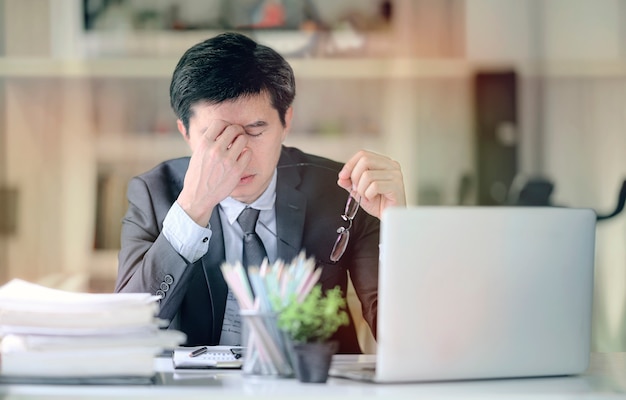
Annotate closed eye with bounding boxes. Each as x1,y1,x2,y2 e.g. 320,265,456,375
245,129,264,137
244,121,268,137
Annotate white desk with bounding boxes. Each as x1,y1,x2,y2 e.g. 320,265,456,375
1,352,626,399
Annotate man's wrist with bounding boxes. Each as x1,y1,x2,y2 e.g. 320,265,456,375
163,202,212,262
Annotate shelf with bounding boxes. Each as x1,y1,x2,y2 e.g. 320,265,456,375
0,58,178,78
290,58,472,79
96,134,190,163
4,57,626,79
82,30,223,59
94,133,382,166
81,29,396,59
0,57,473,79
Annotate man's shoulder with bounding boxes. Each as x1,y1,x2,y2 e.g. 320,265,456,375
131,157,189,199
127,157,189,206
279,146,343,171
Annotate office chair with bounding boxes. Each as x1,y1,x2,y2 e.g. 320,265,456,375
510,176,625,222
514,178,554,206
506,174,555,207
596,180,626,221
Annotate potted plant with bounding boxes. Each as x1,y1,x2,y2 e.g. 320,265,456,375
274,285,349,383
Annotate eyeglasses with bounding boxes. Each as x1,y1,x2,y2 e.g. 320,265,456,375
275,163,361,262
330,191,361,262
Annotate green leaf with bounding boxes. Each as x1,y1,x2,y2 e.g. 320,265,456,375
276,285,349,343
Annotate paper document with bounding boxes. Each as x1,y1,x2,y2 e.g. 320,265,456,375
0,279,160,332
0,279,186,380
173,346,244,369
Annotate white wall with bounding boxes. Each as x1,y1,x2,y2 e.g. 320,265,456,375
465,0,534,61
540,0,626,352
542,0,623,61
467,0,626,352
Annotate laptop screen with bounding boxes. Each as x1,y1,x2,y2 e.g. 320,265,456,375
375,206,596,382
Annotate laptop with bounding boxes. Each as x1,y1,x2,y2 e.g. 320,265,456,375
330,206,596,383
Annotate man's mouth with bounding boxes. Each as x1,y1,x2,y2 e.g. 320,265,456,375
239,174,254,184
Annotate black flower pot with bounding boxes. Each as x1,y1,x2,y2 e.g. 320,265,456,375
290,340,339,383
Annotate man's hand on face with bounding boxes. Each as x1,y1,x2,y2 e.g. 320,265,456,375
337,150,406,220
177,120,252,227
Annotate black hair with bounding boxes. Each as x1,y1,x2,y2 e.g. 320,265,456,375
170,32,296,133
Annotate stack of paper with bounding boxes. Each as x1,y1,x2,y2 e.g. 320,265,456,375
0,279,185,382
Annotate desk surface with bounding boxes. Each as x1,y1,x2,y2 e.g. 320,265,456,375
1,352,626,400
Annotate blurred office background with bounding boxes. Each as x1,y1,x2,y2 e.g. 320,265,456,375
0,0,625,353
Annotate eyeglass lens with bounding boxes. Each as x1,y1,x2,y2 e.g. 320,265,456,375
342,192,360,221
331,192,361,262
330,227,349,262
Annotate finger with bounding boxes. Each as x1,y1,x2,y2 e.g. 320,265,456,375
338,151,369,193
224,132,249,160
338,151,362,181
362,179,405,205
340,150,395,175
349,156,395,194
353,170,394,199
341,151,397,187
235,147,252,165
338,150,376,181
350,163,406,210
227,148,252,183
202,119,230,141
337,177,353,193
215,124,246,151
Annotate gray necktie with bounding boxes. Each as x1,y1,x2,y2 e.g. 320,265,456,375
237,208,267,269
221,207,267,346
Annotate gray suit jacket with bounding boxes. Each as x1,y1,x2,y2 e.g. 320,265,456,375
115,146,379,353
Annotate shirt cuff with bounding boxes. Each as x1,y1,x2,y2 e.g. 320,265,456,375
162,202,211,263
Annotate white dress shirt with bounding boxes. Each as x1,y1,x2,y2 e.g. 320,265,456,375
162,170,278,264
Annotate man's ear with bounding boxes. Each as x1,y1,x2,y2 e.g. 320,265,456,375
177,119,190,143
281,107,293,142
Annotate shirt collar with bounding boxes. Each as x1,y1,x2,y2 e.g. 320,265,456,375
220,170,277,225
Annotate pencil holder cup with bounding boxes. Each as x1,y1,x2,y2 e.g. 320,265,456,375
240,310,294,378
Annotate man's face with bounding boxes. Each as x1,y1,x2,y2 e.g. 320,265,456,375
182,92,292,204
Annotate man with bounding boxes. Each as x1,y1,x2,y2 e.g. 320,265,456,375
115,32,405,354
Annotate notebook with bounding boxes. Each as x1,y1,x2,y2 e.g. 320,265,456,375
172,346,243,369
330,206,596,383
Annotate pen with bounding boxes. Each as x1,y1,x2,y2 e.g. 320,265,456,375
189,346,208,358
230,347,244,359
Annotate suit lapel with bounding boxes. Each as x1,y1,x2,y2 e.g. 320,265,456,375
201,209,228,342
276,160,306,263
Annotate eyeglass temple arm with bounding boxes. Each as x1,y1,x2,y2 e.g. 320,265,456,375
257,220,300,252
